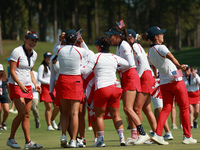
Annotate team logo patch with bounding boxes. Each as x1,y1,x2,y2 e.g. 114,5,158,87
157,27,161,30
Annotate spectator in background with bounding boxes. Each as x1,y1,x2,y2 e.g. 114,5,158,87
0,64,9,131
31,71,41,129
183,66,200,129
38,52,59,131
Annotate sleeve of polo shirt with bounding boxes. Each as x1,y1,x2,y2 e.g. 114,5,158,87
10,48,21,62
132,44,142,59
195,73,200,84
81,41,90,51
53,40,61,54
37,65,50,84
115,55,130,71
121,42,135,67
81,54,96,75
49,56,56,93
158,45,170,57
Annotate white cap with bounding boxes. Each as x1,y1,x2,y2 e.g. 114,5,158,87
0,64,4,71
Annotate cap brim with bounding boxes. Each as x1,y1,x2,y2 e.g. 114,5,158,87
94,41,98,44
159,29,166,34
104,31,114,36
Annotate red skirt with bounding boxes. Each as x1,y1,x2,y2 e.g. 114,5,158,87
9,83,33,99
40,84,54,102
56,74,84,100
140,70,156,94
121,68,141,93
188,91,200,104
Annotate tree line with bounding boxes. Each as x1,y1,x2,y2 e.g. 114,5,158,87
0,0,200,54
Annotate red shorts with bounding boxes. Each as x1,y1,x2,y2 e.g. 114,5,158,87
9,83,33,99
140,70,156,94
56,74,84,100
188,91,200,104
94,85,122,108
121,68,141,93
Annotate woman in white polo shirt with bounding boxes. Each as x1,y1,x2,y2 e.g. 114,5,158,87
53,29,90,148
183,66,200,129
146,26,197,145
38,52,59,131
81,36,129,147
7,31,42,149
105,26,150,145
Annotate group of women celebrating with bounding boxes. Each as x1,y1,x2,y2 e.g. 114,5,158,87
6,23,198,149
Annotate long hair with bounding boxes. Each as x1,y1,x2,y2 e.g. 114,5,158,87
41,60,49,73
99,37,111,52
112,26,132,47
0,70,7,81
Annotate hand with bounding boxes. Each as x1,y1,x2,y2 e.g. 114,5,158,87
180,64,187,71
78,36,83,43
49,93,55,100
19,84,29,93
59,32,66,41
35,83,41,93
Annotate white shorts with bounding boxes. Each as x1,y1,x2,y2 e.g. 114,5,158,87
151,96,163,109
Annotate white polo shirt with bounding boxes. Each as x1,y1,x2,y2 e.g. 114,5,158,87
9,45,37,86
38,64,51,85
133,43,151,77
49,55,60,93
148,44,182,85
81,52,129,90
183,73,200,92
116,40,136,72
53,44,90,75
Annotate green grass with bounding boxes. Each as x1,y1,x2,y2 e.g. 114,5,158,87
0,101,200,150
0,40,200,149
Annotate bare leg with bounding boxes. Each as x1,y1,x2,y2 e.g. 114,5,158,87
79,102,85,138
44,102,52,126
51,103,59,121
70,100,80,140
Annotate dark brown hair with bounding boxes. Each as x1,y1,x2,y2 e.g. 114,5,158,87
99,37,111,52
0,70,7,81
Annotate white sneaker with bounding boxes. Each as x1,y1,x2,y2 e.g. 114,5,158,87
182,135,197,144
126,137,137,145
51,120,58,130
88,126,93,130
163,131,174,140
60,134,68,148
24,141,43,150
9,109,14,113
172,124,178,129
7,138,21,149
134,134,150,145
152,133,169,145
69,139,78,148
47,125,54,131
77,137,84,147
93,137,105,147
120,137,126,146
